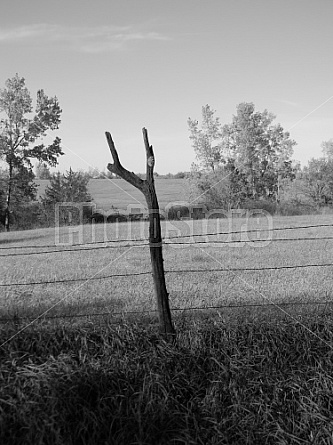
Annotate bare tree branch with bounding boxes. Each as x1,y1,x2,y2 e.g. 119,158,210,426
105,131,144,190
142,127,155,183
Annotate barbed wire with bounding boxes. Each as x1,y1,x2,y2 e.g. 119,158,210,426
167,222,333,239
1,261,333,288
166,235,333,246
1,234,333,257
166,263,333,273
1,222,332,251
0,300,332,323
0,271,152,287
0,241,150,257
0,235,147,250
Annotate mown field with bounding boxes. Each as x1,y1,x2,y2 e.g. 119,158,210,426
34,178,190,211
1,214,333,444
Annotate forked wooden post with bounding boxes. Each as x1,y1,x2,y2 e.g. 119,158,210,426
105,128,175,339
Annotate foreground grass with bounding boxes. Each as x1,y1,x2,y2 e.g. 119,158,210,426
1,314,333,444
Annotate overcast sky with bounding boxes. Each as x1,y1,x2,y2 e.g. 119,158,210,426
1,0,332,174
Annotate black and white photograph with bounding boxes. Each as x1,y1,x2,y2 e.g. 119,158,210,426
1,1,333,443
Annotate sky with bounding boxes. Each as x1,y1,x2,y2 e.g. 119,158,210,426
0,0,332,175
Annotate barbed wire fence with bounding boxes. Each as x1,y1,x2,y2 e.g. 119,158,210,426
1,222,333,324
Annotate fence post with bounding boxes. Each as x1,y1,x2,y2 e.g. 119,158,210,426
105,129,176,340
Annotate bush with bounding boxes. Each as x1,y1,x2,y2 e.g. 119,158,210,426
167,205,190,220
242,199,277,215
106,213,128,224
39,203,93,227
91,212,105,224
10,202,45,231
240,198,319,217
276,200,318,216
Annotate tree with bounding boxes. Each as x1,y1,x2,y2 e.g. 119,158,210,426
35,161,51,179
188,105,224,171
0,165,38,229
188,103,296,209
189,159,249,210
46,168,92,203
173,171,189,179
322,139,333,160
81,166,105,179
0,169,8,227
301,158,333,208
0,74,63,231
223,103,296,201
41,168,92,225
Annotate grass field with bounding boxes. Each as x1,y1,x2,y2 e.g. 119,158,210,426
34,178,190,211
0,213,333,321
1,214,333,444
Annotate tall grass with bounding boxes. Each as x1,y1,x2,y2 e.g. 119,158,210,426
1,314,333,444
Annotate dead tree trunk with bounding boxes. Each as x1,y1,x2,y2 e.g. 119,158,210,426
105,128,175,339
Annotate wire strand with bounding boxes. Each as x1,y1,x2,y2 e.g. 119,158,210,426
1,222,332,251
1,262,333,287
1,234,333,257
0,271,152,287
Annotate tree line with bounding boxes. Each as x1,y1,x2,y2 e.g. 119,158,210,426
1,74,333,231
34,165,190,181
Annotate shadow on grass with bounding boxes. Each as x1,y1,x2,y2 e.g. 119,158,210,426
0,233,51,245
0,294,126,324
0,316,333,444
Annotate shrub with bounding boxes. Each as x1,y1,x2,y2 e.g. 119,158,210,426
276,200,318,216
167,205,190,220
106,213,128,223
242,199,277,215
9,202,46,231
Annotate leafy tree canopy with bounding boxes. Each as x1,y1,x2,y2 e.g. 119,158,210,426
188,105,223,171
321,139,333,160
0,165,37,229
222,102,296,199
35,161,52,179
302,157,333,207
0,74,63,169
41,169,92,227
42,168,91,204
188,103,297,207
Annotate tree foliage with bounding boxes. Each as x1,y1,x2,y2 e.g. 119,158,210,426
222,103,296,200
188,105,223,171
43,168,91,203
188,102,297,208
0,74,63,230
0,166,38,229
41,169,92,226
190,161,248,210
35,161,51,179
321,139,333,160
301,158,333,207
